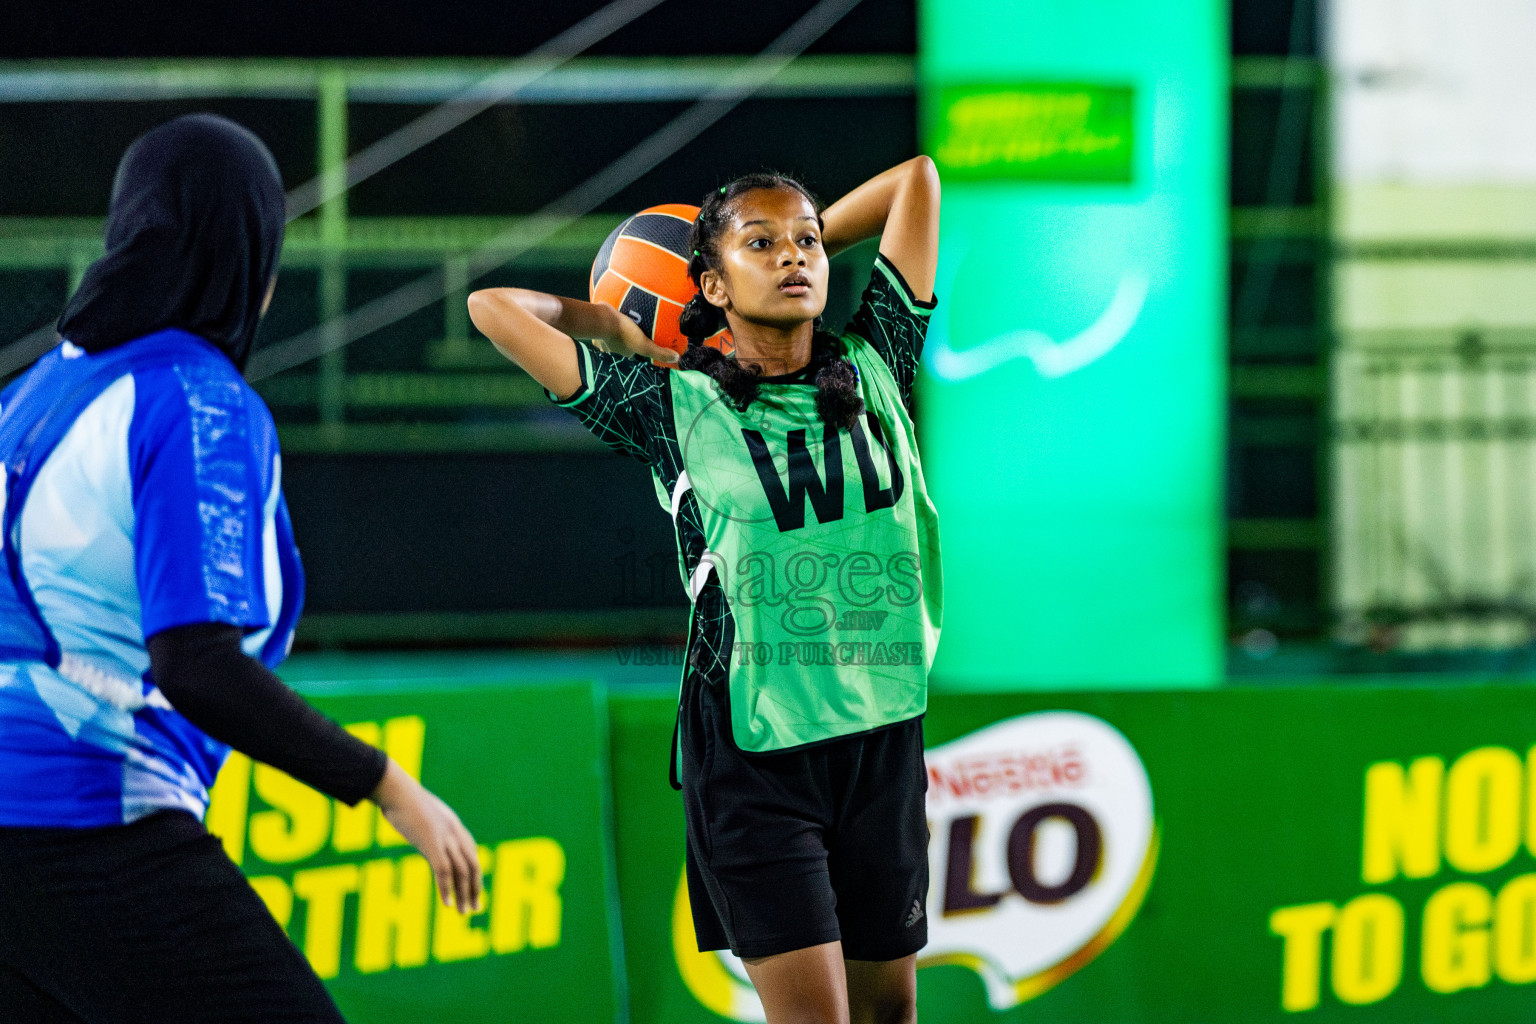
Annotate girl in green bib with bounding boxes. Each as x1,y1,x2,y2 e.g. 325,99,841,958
470,156,941,1024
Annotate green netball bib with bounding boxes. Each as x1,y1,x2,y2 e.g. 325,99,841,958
552,255,943,752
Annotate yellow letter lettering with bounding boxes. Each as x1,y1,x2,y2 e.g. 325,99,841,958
205,751,252,866
332,721,381,853
1445,747,1522,874
355,855,434,973
249,765,331,865
491,837,566,953
433,846,494,963
291,864,360,980
1269,902,1336,1012
1330,893,1403,1005
1422,881,1493,993
1361,757,1443,883
1526,745,1536,860
1495,873,1536,984
376,716,426,848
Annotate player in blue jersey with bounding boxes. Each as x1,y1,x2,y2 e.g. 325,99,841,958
0,115,482,1023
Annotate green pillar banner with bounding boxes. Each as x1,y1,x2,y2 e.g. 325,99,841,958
917,0,1227,686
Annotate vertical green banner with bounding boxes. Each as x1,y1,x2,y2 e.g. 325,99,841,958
206,681,624,1024
918,0,1227,686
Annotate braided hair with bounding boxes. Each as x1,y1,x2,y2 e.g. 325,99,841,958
677,173,865,431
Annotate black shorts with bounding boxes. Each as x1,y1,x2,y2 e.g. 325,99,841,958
679,671,930,961
0,809,344,1024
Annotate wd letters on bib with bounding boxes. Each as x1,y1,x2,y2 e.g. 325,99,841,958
664,310,941,750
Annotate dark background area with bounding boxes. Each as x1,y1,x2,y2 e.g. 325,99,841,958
286,453,683,613
0,0,1329,653
0,0,1308,59
0,0,914,58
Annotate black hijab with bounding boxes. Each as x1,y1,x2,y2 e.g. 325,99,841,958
56,114,285,370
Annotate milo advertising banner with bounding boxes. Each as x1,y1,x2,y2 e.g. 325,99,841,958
612,686,1536,1023
205,681,624,1024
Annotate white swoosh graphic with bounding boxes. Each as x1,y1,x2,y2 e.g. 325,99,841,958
927,273,1150,381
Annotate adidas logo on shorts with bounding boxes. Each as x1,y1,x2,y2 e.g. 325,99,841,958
904,899,925,928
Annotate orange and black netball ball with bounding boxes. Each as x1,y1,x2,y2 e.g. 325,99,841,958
589,203,732,359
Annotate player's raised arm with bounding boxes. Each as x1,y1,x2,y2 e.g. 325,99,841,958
819,155,941,301
467,286,677,398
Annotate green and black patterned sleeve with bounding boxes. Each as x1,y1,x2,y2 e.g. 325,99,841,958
547,341,669,462
844,253,938,410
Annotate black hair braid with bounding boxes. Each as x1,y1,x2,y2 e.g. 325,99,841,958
679,291,761,411
678,172,864,430
811,330,865,431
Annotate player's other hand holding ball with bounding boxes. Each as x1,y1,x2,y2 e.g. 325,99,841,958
593,302,681,363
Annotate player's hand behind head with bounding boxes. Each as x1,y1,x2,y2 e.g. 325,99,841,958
370,759,483,913
605,309,679,364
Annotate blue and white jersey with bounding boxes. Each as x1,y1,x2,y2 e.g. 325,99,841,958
0,329,303,827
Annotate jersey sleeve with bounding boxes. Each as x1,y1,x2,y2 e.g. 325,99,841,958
547,340,669,462
129,362,279,640
844,254,939,408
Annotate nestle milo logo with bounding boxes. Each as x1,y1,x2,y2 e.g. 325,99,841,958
673,711,1157,1018
922,711,1158,1008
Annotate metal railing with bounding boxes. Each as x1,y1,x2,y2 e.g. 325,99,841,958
1333,342,1536,650
0,52,1340,645
0,54,913,453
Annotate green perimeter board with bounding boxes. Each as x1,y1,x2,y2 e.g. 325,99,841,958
611,686,1536,1024
206,681,625,1024
609,692,702,1024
